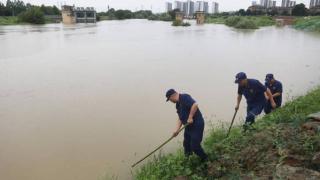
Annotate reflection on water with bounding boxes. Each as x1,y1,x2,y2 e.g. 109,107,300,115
0,20,320,180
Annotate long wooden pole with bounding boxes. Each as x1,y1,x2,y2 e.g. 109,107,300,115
131,124,188,168
226,110,238,137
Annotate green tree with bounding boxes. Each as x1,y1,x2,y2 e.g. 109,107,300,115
5,0,26,16
0,2,6,16
18,7,45,24
292,3,308,16
114,10,132,19
168,9,180,20
238,9,246,16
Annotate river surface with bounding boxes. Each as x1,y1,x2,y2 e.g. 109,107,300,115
0,19,320,180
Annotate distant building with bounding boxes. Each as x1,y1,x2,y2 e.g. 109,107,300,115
289,1,296,7
195,1,209,13
61,5,96,24
212,2,219,14
260,0,276,8
309,0,320,14
310,0,320,7
282,0,296,7
180,1,195,17
174,1,184,11
252,1,257,6
272,1,277,7
186,0,195,17
204,1,209,13
165,2,173,12
310,0,315,8
248,5,267,13
183,2,188,14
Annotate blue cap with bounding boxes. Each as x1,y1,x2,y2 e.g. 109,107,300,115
235,72,247,83
166,89,176,102
265,74,274,81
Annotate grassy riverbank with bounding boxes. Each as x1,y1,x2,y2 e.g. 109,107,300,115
0,16,19,25
135,87,320,179
293,16,320,32
0,16,59,25
206,16,275,29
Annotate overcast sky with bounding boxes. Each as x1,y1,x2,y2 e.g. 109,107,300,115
0,0,311,12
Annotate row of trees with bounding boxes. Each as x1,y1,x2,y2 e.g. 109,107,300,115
97,8,178,21
0,0,60,16
234,3,318,17
0,0,60,24
98,9,153,20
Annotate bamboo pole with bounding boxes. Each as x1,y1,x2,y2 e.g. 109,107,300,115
131,124,188,168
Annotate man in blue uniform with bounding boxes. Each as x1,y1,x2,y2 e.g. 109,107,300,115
264,74,283,114
234,72,276,128
166,89,208,161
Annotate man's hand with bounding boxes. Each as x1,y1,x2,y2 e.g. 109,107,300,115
172,131,179,137
187,118,194,124
271,101,277,109
235,104,239,111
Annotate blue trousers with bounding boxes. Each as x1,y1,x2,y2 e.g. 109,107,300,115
246,103,265,124
264,100,281,114
183,121,207,161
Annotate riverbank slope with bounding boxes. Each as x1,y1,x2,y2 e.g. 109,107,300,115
293,16,320,32
135,87,320,179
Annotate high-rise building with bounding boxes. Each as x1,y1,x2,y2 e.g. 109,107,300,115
186,0,195,17
195,1,203,11
282,0,289,7
272,1,277,7
212,2,219,14
182,2,188,14
174,1,184,11
310,0,315,8
204,1,209,13
165,2,173,12
289,1,296,7
252,1,257,6
281,0,295,7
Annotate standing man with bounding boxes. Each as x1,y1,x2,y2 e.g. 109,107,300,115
166,89,208,162
234,72,276,129
264,74,283,114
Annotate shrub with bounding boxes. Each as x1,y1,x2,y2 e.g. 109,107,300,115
18,7,45,24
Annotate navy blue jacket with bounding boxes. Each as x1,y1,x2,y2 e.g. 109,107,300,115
176,94,204,125
238,79,267,105
265,80,283,106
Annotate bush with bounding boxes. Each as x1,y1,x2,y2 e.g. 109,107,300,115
159,13,172,21
293,16,320,32
234,18,258,29
225,16,241,26
225,16,258,29
18,7,45,24
172,19,182,26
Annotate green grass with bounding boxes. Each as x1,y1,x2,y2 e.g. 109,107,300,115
1,16,59,25
0,16,19,25
293,16,320,32
206,16,275,29
134,87,320,179
172,20,191,27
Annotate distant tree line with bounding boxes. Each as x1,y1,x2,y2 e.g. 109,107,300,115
0,0,60,24
97,8,176,21
235,3,317,17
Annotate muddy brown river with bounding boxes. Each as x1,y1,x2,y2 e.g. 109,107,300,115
0,20,320,180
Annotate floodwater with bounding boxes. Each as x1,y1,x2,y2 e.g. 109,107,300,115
0,20,320,180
